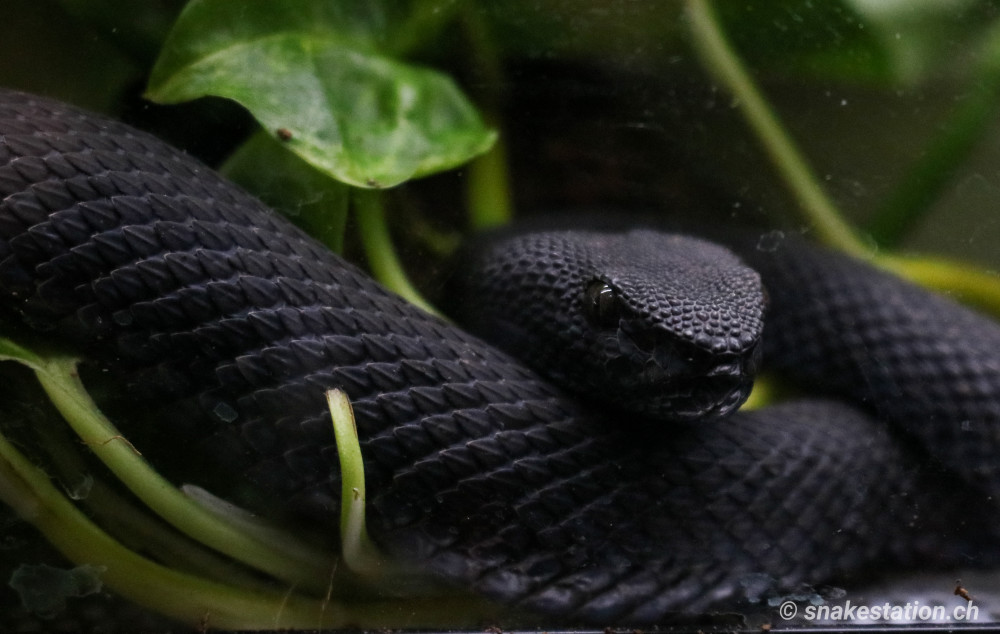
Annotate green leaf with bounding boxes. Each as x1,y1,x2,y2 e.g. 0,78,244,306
221,131,350,254
147,0,495,188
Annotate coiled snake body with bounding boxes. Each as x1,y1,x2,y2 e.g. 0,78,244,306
0,89,998,623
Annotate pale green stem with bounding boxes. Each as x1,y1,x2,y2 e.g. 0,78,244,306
27,353,335,593
685,0,1000,334
354,189,442,316
878,253,1000,319
328,389,389,576
686,0,870,259
0,427,498,629
327,389,451,598
31,417,267,589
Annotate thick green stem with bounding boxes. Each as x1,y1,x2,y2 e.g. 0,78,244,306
686,0,870,259
354,189,442,316
0,430,301,629
0,341,501,627
466,136,513,229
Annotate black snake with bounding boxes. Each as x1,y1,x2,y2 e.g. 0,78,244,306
0,88,998,625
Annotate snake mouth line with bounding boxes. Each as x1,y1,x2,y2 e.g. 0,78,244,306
661,375,754,422
610,327,760,422
611,367,754,423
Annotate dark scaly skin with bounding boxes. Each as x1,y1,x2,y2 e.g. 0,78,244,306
735,236,1000,504
0,88,992,625
445,228,764,421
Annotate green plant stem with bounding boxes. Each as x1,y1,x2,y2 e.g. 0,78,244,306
684,1,1000,327
0,425,497,629
326,389,435,594
461,5,513,229
878,253,1000,318
328,389,387,576
21,352,335,593
0,429,288,629
466,136,513,229
685,0,870,259
866,26,1000,247
30,414,267,590
354,189,442,316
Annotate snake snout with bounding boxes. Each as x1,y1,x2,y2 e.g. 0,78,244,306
611,325,759,421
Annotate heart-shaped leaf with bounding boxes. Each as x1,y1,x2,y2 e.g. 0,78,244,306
147,0,495,188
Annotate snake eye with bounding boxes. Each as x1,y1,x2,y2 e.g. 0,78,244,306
584,280,621,329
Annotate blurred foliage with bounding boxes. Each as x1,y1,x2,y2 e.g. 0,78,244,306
2,0,1000,256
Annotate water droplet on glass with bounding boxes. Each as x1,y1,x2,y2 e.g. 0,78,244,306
756,230,785,252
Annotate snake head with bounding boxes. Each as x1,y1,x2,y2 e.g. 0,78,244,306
578,253,763,422
445,227,766,424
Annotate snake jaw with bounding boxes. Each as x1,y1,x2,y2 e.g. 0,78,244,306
606,324,760,421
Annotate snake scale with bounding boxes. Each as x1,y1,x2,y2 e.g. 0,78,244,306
0,88,998,624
